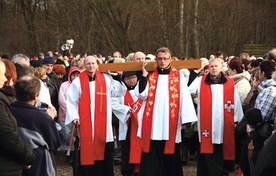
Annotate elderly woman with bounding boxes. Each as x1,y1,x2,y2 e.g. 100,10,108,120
0,60,36,176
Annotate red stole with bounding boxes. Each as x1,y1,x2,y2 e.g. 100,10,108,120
79,71,107,165
141,67,180,154
124,91,143,164
199,75,235,160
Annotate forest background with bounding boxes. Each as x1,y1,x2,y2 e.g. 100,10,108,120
0,0,275,59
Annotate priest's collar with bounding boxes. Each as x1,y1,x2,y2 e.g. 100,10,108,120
205,72,227,84
157,64,171,74
89,75,95,81
126,85,136,90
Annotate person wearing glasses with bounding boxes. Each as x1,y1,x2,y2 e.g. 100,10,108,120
112,71,144,176
134,47,197,176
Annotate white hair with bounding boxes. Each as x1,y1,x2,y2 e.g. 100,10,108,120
11,54,30,65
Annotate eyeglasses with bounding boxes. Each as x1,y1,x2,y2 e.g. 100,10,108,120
124,75,137,81
156,57,171,61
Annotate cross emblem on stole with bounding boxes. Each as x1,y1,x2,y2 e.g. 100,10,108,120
202,130,209,137
224,100,234,112
96,86,107,112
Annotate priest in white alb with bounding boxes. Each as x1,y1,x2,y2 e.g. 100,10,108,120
189,58,243,176
111,71,146,176
65,56,126,176
134,47,197,176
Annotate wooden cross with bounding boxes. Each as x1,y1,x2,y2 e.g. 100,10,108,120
96,86,106,112
98,60,202,72
224,100,234,112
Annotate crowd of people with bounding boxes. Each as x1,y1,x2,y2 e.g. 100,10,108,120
0,47,275,176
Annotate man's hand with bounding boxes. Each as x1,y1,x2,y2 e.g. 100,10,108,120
73,119,80,125
107,70,123,76
142,62,148,77
46,106,57,120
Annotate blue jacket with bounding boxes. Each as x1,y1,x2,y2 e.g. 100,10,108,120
11,101,62,176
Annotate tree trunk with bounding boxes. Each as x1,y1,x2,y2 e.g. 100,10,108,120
158,0,169,46
189,0,200,58
179,0,184,57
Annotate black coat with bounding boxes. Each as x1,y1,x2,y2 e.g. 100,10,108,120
254,132,276,176
238,121,273,176
0,92,36,175
46,72,60,113
10,101,63,176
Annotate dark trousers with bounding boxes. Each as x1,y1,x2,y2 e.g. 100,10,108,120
76,142,114,176
138,140,183,176
197,144,232,176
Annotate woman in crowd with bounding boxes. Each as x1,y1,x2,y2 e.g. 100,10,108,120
0,60,37,175
1,59,17,103
228,58,251,104
58,66,80,151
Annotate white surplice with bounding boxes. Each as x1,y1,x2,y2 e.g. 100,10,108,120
111,90,146,141
134,72,197,143
65,73,126,142
189,76,243,143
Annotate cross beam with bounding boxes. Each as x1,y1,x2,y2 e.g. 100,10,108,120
98,60,202,72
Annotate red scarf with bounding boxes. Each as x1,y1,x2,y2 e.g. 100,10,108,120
141,67,180,154
200,75,235,160
79,71,107,165
124,91,143,164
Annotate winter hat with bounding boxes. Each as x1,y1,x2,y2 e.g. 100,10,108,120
68,66,80,82
245,108,263,126
41,56,55,65
122,71,137,80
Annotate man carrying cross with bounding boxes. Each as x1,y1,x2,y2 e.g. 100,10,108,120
189,58,244,176
111,71,145,176
65,56,126,176
134,47,197,176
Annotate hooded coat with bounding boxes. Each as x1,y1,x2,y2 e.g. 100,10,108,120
58,66,80,122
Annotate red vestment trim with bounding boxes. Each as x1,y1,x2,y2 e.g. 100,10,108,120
199,75,235,160
124,91,143,164
79,71,107,165
141,67,180,154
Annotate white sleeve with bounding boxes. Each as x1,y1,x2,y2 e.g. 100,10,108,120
234,86,244,122
65,78,81,125
134,80,149,100
111,97,131,124
188,76,201,94
180,73,198,124
104,74,127,97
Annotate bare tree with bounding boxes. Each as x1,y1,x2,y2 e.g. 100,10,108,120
157,0,169,47
86,0,136,55
193,0,199,58
179,0,184,57
20,0,40,55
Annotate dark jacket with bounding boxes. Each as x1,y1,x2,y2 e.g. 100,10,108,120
0,92,36,175
46,72,60,114
254,132,276,176
10,101,62,176
238,120,273,176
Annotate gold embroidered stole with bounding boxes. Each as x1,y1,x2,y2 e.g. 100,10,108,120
141,67,180,154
